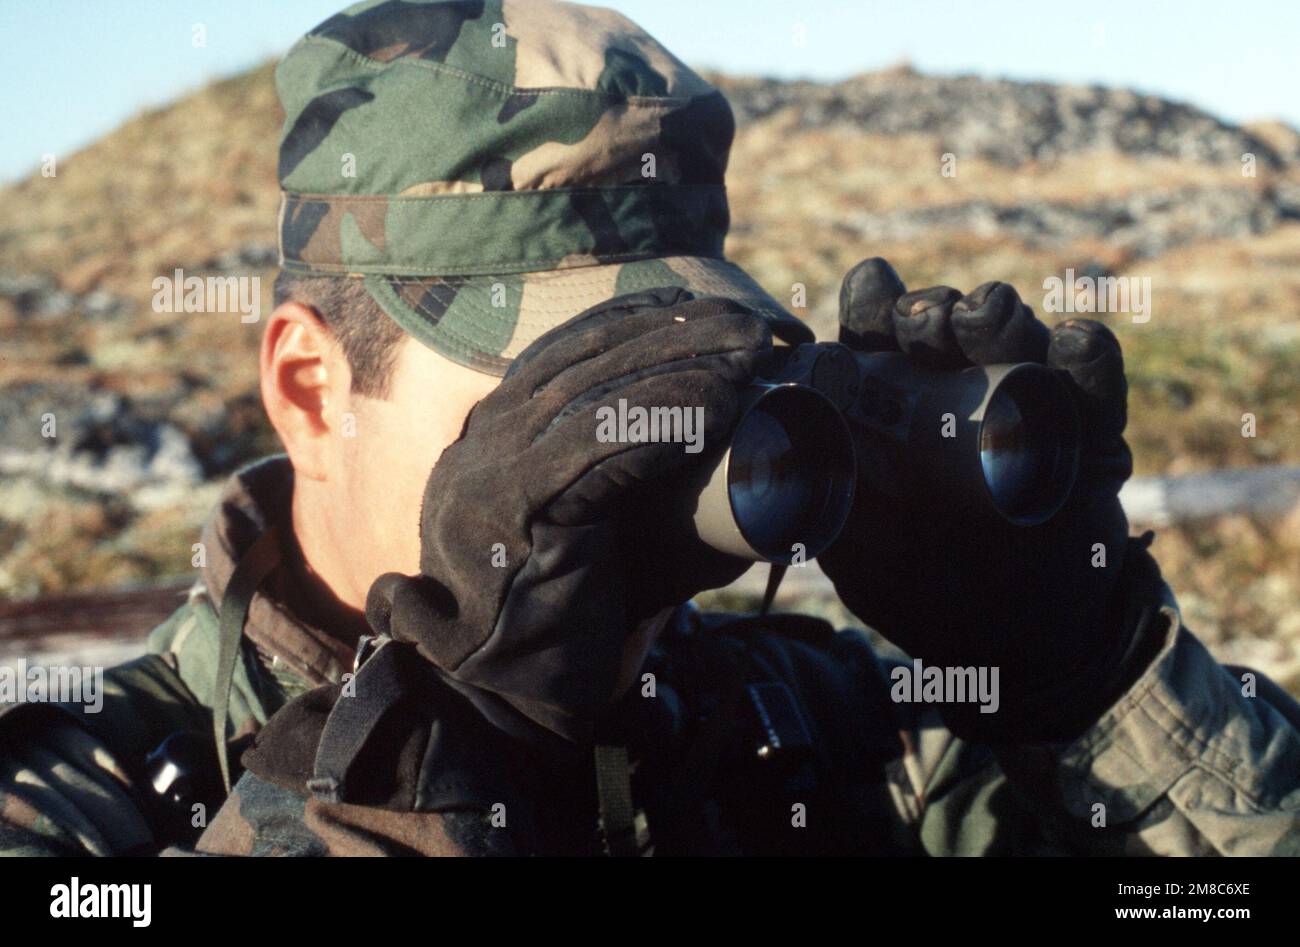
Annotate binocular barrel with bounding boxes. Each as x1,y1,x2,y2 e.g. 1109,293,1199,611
692,382,856,564
692,344,1082,563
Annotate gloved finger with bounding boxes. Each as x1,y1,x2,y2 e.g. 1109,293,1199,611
542,313,767,436
498,288,710,398
366,571,455,639
525,368,743,523
465,296,762,446
838,257,906,352
1046,319,1128,442
382,575,465,665
513,306,769,445
891,286,967,369
365,571,404,635
538,298,766,401
1047,319,1133,495
423,303,768,531
951,281,1050,366
474,302,702,430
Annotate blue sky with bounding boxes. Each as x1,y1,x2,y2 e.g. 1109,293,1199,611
2,0,1298,183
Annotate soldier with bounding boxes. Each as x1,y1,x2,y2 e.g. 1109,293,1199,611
3,0,1299,857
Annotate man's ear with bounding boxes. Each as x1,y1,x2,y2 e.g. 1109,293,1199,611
260,300,353,482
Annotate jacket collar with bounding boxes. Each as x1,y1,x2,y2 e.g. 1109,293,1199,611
198,455,354,688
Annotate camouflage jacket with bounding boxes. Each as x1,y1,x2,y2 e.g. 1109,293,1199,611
3,456,1299,855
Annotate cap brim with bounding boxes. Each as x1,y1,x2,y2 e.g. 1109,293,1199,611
363,256,815,376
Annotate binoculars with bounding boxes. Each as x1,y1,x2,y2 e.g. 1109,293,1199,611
692,343,1082,563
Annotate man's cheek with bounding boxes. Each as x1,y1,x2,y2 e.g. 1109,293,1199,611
340,418,421,576
365,453,430,576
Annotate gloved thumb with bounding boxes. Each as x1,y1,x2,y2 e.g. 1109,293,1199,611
366,572,462,664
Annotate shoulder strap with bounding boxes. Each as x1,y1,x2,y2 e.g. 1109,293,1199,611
593,744,638,857
307,638,407,804
213,525,282,794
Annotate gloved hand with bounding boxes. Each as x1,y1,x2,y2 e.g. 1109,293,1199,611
819,258,1166,744
365,287,767,746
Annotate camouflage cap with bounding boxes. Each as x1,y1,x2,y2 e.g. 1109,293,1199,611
275,0,813,375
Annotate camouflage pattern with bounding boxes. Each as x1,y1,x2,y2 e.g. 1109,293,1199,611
3,455,1299,855
197,772,510,856
0,457,325,856
904,600,1300,856
366,255,814,374
275,0,812,374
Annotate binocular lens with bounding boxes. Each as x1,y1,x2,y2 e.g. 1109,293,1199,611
726,386,855,563
978,369,1080,525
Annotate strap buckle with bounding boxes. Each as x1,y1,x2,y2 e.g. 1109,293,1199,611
353,633,389,673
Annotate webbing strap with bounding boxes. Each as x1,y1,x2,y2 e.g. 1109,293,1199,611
213,526,282,794
307,639,405,804
594,744,638,858
760,564,788,616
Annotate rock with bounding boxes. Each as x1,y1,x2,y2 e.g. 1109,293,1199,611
0,272,56,300
208,242,278,271
1243,120,1300,166
61,254,114,295
0,270,131,322
0,383,204,502
81,289,128,320
716,70,1294,170
1275,183,1300,218
838,185,1285,258
0,273,59,320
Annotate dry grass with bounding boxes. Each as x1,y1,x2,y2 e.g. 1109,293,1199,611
729,112,1289,213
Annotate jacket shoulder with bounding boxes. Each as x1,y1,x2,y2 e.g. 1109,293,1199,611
146,586,302,737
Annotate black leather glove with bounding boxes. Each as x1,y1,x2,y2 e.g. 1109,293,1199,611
819,258,1166,744
364,288,767,746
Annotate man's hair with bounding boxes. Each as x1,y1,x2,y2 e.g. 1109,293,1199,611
273,271,406,399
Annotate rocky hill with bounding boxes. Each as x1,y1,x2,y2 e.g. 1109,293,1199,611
716,66,1300,166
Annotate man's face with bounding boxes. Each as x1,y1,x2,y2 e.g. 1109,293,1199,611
274,318,672,694
326,336,499,606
